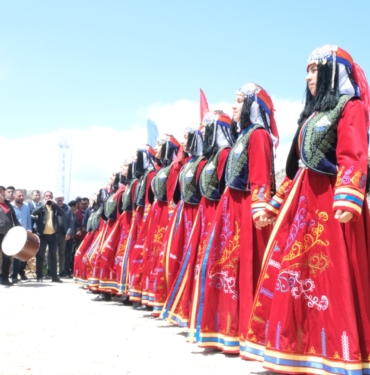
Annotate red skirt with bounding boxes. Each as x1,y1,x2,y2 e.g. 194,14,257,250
73,230,99,285
142,200,169,306
190,187,271,353
241,169,370,375
149,201,199,316
112,211,133,295
127,204,153,301
98,211,133,293
161,197,218,327
87,222,111,290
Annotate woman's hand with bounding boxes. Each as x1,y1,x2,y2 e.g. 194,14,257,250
255,213,275,230
334,209,353,223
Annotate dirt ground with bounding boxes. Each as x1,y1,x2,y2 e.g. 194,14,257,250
0,279,271,375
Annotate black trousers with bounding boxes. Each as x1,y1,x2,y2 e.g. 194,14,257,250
11,259,27,279
64,238,74,276
36,234,58,279
0,233,12,279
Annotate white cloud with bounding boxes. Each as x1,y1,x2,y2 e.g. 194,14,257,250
1,97,302,201
0,126,146,201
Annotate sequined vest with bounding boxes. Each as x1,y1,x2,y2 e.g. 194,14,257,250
179,156,205,205
135,170,151,207
121,179,138,212
226,124,264,191
286,95,353,179
152,164,172,202
87,207,103,232
199,146,229,201
104,193,118,220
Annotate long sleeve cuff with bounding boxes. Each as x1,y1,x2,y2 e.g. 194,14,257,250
333,186,365,221
265,195,284,217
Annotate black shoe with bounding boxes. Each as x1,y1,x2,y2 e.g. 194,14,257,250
59,272,67,278
92,293,112,302
12,278,19,284
52,278,63,283
20,275,28,281
2,279,13,286
37,278,43,282
136,304,153,311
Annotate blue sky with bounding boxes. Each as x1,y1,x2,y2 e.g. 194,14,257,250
0,1,369,197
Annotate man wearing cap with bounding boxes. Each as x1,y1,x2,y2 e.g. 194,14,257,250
0,186,21,286
54,192,75,277
32,191,64,282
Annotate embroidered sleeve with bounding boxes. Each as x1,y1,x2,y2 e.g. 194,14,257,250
248,130,273,222
265,176,293,217
333,100,368,221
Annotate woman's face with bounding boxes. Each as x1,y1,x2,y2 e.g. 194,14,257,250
180,131,188,152
122,162,129,177
200,125,206,140
306,63,318,96
232,94,244,122
154,141,162,158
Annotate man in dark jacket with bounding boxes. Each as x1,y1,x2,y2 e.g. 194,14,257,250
32,191,64,283
0,185,21,286
53,192,75,277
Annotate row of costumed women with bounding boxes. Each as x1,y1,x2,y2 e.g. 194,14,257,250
74,44,370,375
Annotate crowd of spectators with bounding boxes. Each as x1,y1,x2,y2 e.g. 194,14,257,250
0,185,91,286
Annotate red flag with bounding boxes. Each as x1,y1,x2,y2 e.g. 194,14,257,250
200,88,209,124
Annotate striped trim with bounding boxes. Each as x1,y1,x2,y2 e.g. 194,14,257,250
333,200,362,215
240,341,369,375
253,209,265,221
335,187,364,201
265,204,279,216
334,194,363,206
199,333,240,353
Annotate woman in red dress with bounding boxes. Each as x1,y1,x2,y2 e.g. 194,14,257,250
242,45,370,375
149,124,205,317
140,134,184,310
115,145,156,297
161,112,234,327
73,188,107,286
191,84,279,353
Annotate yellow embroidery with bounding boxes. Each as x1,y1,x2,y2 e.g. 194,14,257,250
252,315,265,324
282,211,329,264
256,301,262,307
309,346,316,354
264,273,269,279
334,351,341,359
209,222,240,277
336,166,344,187
351,169,363,187
267,341,271,348
280,252,330,277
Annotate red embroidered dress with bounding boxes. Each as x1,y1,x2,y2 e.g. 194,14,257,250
161,147,230,327
241,98,370,374
191,127,273,353
149,155,207,317
143,158,183,307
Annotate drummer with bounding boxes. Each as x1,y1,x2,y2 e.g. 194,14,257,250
0,185,21,287
11,189,32,283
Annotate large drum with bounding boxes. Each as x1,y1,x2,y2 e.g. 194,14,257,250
2,226,40,261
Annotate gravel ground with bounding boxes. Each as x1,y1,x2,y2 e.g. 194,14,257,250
0,279,271,375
